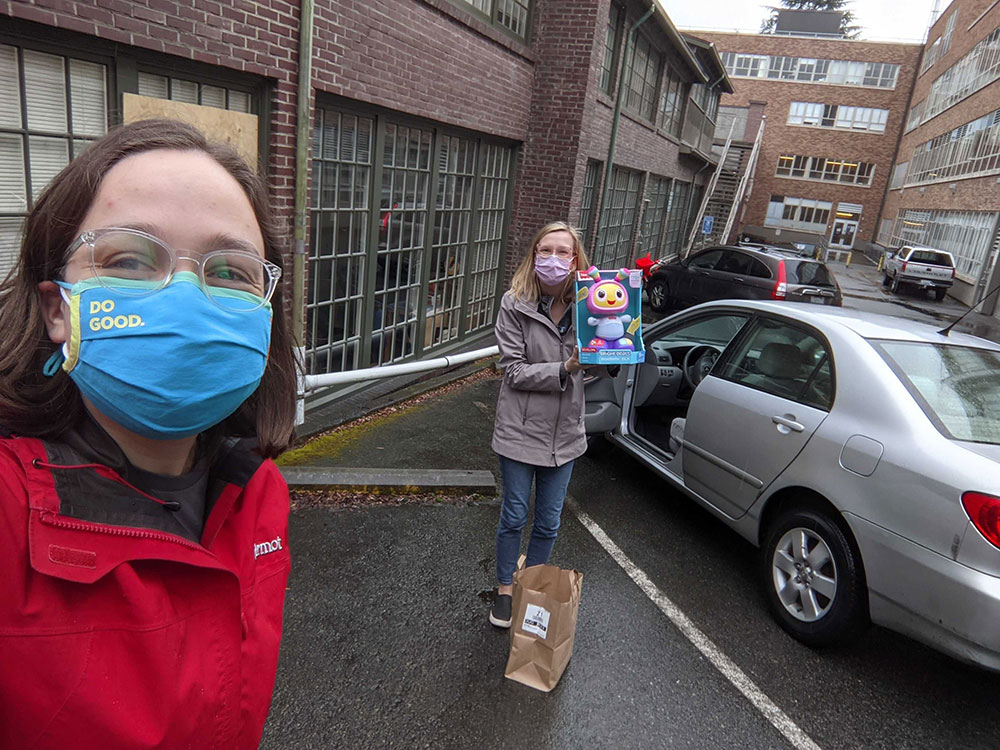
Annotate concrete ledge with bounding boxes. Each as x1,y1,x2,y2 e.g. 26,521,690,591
279,467,497,496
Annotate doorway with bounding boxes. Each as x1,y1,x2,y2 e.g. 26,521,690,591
829,219,858,250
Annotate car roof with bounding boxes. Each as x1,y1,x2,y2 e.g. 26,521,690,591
900,245,956,257
687,299,1000,350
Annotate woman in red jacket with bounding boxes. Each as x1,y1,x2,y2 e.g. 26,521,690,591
0,119,297,749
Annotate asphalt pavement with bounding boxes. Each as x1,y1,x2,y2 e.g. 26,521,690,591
262,262,1000,749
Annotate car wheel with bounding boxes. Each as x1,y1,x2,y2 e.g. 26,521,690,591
890,276,901,294
933,288,947,301
761,507,868,647
647,277,670,312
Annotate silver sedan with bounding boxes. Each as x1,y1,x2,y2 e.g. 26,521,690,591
585,300,1000,670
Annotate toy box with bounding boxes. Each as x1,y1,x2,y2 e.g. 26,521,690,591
574,266,645,365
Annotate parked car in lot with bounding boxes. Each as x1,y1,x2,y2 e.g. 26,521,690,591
585,299,1000,670
882,245,956,300
646,245,842,313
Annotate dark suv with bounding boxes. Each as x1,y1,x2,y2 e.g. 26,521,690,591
646,244,843,312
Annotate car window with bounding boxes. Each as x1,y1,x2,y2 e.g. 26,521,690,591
718,319,834,409
746,257,771,278
792,261,833,286
908,250,954,266
656,313,750,348
873,341,1000,444
716,251,751,275
688,249,724,270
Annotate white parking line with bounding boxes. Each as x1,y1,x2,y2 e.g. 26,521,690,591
571,502,823,750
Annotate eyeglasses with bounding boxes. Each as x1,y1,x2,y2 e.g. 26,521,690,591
63,227,282,312
536,247,575,260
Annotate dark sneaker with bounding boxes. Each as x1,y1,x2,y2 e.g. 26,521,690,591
489,593,512,628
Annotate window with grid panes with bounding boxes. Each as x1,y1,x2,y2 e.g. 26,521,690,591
662,180,690,257
373,123,432,365
659,66,686,137
0,43,107,277
624,33,660,122
906,108,1000,186
466,142,511,334
578,160,601,248
308,105,515,374
639,175,670,254
923,26,1000,124
594,166,641,267
136,71,252,111
600,3,623,94
454,0,530,39
306,109,373,375
885,208,997,280
426,134,476,349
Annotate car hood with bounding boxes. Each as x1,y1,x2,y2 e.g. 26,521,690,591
955,440,1000,464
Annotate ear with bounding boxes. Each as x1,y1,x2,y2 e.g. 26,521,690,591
38,281,69,344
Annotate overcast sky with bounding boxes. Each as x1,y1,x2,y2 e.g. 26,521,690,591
660,0,944,43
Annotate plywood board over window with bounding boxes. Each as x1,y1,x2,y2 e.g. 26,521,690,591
122,93,258,170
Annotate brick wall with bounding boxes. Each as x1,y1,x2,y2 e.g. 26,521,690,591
310,0,535,141
695,31,922,245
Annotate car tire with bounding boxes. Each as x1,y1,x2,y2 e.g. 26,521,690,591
647,277,670,312
761,507,868,648
933,288,947,301
890,276,901,294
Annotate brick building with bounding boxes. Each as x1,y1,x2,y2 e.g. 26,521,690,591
693,28,922,259
0,0,732,412
878,0,1000,315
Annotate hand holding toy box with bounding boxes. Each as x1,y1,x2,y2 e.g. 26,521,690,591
574,266,645,365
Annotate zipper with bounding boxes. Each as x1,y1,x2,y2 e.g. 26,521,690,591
39,511,205,551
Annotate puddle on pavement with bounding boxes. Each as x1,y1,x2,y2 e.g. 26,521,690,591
478,589,497,604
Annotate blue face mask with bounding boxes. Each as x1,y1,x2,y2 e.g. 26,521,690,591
46,272,272,440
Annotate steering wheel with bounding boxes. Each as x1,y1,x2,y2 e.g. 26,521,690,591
682,345,723,390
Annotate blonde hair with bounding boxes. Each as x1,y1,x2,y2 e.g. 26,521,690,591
508,221,590,304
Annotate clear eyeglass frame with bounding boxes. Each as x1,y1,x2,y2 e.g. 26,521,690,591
536,248,575,260
62,227,282,312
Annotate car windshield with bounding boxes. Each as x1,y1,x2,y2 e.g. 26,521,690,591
874,341,1000,444
658,314,749,347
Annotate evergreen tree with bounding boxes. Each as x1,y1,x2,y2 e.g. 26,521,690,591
760,0,862,39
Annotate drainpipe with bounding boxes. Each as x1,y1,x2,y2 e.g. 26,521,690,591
292,0,315,424
592,4,656,258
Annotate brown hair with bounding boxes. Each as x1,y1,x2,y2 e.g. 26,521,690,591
508,221,590,304
0,119,297,458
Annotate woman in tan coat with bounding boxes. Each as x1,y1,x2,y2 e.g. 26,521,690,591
489,221,595,628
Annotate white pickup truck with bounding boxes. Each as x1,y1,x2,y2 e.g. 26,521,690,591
882,245,957,301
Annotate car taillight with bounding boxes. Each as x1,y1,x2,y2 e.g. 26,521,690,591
902,261,908,272
962,491,1000,550
771,259,787,300
951,267,956,279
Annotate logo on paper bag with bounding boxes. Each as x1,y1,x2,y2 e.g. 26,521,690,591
521,604,550,639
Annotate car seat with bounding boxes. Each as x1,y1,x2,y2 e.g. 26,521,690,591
742,342,808,398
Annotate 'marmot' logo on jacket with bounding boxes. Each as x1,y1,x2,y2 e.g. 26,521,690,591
254,536,283,559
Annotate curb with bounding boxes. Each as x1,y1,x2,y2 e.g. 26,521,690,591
280,467,497,496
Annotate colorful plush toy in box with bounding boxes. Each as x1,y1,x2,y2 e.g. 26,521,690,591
574,266,645,365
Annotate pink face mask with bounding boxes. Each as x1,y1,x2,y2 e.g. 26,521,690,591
535,255,572,286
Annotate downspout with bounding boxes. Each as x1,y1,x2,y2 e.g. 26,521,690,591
292,0,315,425
592,4,656,257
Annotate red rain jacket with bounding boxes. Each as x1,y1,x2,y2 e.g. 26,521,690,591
0,434,291,749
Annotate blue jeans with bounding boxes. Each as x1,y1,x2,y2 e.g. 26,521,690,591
495,455,575,585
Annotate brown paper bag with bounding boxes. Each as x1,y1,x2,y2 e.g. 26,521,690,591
503,561,583,692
